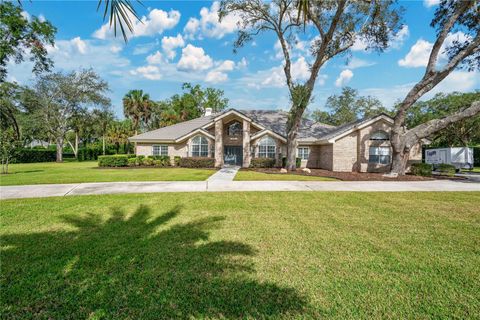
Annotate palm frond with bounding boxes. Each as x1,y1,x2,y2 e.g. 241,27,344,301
97,0,142,42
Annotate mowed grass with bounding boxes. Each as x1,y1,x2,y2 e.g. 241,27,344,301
1,192,479,319
235,170,337,181
0,161,215,186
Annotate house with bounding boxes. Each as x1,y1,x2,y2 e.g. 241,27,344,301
129,108,422,172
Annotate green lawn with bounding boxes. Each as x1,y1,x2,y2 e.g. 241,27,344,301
235,170,337,181
463,166,480,173
2,192,479,319
0,161,215,186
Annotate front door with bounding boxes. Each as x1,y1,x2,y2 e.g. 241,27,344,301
224,146,243,166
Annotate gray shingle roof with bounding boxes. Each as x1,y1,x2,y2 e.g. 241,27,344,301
129,109,392,143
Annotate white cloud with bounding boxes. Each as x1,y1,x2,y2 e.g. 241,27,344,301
427,71,479,96
398,32,469,68
398,39,433,67
130,65,162,80
344,57,375,69
390,25,410,49
335,69,353,87
38,14,46,22
237,57,248,69
20,11,31,22
424,0,440,7
183,1,240,39
161,34,185,60
110,45,122,53
146,51,164,65
70,37,87,54
177,44,213,72
205,60,235,83
351,37,368,52
93,9,180,39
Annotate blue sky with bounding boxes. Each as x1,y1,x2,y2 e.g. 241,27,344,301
8,0,479,117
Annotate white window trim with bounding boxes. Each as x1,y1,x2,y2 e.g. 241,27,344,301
153,145,168,156
257,136,276,159
297,147,310,160
369,146,391,165
190,135,209,157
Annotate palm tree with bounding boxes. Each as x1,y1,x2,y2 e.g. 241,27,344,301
123,90,153,137
107,120,132,154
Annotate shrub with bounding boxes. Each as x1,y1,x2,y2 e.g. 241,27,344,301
437,163,456,177
151,155,171,167
474,147,480,167
179,157,214,168
143,157,154,166
410,163,432,177
174,156,181,167
77,147,103,161
250,158,276,168
136,155,145,165
128,157,137,167
98,155,129,167
281,157,302,168
14,149,56,163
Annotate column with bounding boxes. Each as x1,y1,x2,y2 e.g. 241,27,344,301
215,120,223,167
242,120,251,167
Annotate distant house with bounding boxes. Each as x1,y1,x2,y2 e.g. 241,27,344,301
129,108,422,172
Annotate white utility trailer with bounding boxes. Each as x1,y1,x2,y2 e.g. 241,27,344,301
425,147,474,170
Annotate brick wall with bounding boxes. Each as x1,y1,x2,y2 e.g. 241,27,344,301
332,132,358,172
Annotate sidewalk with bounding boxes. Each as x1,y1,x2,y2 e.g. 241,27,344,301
1,179,479,200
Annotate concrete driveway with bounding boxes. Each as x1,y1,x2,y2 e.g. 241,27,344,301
1,179,479,200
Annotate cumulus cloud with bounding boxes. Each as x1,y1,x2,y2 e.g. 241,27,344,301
130,65,162,80
161,34,185,60
205,60,235,83
424,0,440,7
146,51,164,65
398,39,433,67
398,32,469,68
70,37,87,54
110,45,122,53
352,25,409,52
335,69,353,87
183,1,240,39
177,44,213,71
344,57,375,69
93,9,180,39
237,57,248,69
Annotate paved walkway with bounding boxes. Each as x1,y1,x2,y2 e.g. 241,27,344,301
207,166,240,182
1,179,479,200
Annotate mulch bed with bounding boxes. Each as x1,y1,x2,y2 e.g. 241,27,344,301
243,168,466,181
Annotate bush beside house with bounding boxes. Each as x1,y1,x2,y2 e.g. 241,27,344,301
436,163,456,176
250,158,276,168
411,163,433,177
178,157,215,168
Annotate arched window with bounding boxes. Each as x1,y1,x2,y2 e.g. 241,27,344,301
228,121,242,136
370,131,389,141
191,135,208,157
258,136,276,158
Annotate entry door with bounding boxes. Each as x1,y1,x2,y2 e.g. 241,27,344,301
224,146,243,166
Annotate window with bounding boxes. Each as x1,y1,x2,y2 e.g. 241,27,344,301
228,121,242,136
370,131,389,141
369,147,391,165
297,147,310,160
153,145,168,156
191,135,209,157
258,136,276,158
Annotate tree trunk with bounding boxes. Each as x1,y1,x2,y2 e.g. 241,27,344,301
56,137,63,162
286,128,298,171
102,135,106,155
75,132,79,158
390,147,409,176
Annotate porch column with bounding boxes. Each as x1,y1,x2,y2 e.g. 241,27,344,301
214,120,223,167
242,120,251,167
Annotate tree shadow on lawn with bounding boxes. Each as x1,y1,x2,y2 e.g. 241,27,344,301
1,205,308,319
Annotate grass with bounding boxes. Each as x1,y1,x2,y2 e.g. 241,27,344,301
463,166,480,173
0,161,215,186
234,170,337,181
1,192,479,319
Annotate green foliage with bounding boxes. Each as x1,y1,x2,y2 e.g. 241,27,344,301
404,91,480,147
143,157,154,166
151,155,171,167
107,120,134,154
77,146,104,161
437,163,456,177
179,157,215,168
0,2,57,81
474,147,480,167
410,163,433,177
250,158,276,168
14,149,56,163
128,157,137,167
148,83,229,130
313,87,393,125
98,155,129,167
174,156,181,167
123,89,154,134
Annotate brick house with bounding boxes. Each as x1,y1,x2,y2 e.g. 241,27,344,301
129,108,422,172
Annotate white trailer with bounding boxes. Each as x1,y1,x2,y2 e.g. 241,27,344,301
425,147,474,170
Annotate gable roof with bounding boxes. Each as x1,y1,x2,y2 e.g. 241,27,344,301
129,109,394,143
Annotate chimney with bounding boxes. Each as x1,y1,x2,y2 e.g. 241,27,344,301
204,107,213,117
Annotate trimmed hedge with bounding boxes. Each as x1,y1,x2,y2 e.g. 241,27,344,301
174,156,181,167
150,155,171,167
15,149,56,163
179,157,214,168
411,163,432,177
437,163,456,176
98,155,129,167
250,158,276,168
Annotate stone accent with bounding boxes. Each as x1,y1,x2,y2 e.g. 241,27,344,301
242,120,251,167
214,120,223,167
